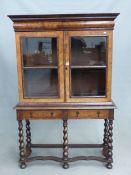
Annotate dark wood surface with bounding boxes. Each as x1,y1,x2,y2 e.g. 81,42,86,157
15,101,116,109
23,119,113,169
18,120,26,169
18,119,113,168
8,13,119,22
8,13,119,32
106,120,113,169
63,119,69,168
26,156,106,163
26,120,32,157
31,143,103,148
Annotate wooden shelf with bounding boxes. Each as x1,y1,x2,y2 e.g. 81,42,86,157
23,66,58,69
71,65,106,69
71,95,106,98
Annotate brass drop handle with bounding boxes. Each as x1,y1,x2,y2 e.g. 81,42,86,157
50,112,54,117
97,111,100,118
30,112,32,118
76,111,80,117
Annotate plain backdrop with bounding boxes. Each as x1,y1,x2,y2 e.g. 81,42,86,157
0,1,131,175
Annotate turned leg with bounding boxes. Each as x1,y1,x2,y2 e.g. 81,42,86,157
103,119,109,157
18,120,26,169
106,120,113,169
26,120,32,157
62,119,69,169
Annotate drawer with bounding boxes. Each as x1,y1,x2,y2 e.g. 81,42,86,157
67,109,114,119
17,110,63,119
17,109,114,120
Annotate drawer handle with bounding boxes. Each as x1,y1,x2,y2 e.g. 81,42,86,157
29,112,32,118
76,111,80,117
50,112,54,117
97,111,100,118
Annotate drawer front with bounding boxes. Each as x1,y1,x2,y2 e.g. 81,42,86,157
67,110,114,119
17,109,114,120
17,110,63,119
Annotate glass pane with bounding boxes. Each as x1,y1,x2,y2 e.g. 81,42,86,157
71,69,106,96
71,36,107,66
22,37,57,67
24,69,58,97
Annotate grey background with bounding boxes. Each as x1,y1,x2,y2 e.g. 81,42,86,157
0,0,131,175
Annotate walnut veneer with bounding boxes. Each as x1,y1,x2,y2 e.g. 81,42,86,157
9,13,119,169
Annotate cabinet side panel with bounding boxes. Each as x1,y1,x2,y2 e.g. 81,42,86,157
106,31,113,99
15,33,24,101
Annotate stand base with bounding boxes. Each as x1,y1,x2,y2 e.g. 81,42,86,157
106,163,113,169
63,163,69,169
20,162,27,169
17,118,114,169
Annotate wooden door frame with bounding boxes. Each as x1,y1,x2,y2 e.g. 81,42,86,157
15,31,64,103
64,30,113,102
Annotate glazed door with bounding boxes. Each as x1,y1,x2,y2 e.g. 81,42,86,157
16,32,64,102
65,31,112,102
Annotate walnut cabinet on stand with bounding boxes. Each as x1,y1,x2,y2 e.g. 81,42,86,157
9,13,119,169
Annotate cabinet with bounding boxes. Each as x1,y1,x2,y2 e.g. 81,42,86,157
9,13,119,169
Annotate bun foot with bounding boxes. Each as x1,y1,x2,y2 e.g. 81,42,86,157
20,162,27,169
106,163,113,169
63,163,69,169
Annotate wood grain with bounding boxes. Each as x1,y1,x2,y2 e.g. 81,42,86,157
9,13,119,168
65,30,112,102
9,14,119,32
15,32,65,103
17,109,114,120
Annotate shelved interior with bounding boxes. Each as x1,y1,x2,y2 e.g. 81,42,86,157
22,37,59,98
71,68,106,97
24,69,58,97
21,35,107,99
71,36,107,66
70,36,107,97
22,37,58,67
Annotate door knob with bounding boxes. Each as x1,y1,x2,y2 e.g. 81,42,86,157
65,61,69,70
65,61,69,66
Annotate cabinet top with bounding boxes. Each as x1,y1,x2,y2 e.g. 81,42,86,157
8,13,119,22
